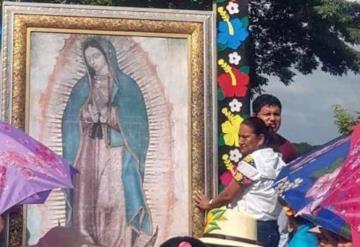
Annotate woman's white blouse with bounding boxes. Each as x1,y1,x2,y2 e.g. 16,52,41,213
235,148,286,221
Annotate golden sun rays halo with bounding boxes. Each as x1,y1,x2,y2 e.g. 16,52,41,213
38,34,173,240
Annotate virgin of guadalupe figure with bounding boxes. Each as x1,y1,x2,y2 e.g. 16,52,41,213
61,37,154,247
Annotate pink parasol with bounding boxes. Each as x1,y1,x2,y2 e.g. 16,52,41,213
321,124,360,245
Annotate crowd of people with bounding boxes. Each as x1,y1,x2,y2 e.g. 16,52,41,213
192,94,352,247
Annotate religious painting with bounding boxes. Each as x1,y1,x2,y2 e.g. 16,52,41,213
1,2,216,246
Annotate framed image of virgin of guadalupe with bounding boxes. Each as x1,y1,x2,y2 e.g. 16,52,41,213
1,2,216,246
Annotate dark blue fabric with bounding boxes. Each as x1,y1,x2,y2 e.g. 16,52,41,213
257,220,280,247
272,134,351,237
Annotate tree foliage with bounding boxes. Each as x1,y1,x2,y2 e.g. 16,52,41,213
293,142,316,155
249,0,360,93
332,104,360,134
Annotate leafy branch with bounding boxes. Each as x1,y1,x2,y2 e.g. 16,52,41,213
332,104,360,134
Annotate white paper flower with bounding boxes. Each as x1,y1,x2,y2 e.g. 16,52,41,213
229,99,242,112
228,51,241,65
294,178,303,186
275,184,285,194
229,148,242,163
279,183,288,193
226,1,239,15
282,181,291,190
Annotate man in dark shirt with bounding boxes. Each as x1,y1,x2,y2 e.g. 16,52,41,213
252,94,297,247
252,94,297,163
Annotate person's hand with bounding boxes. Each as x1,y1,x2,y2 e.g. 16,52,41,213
193,191,211,210
87,104,99,122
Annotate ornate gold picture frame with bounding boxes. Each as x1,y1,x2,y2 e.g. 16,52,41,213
1,2,216,246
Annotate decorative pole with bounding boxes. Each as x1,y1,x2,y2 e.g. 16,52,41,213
216,0,250,192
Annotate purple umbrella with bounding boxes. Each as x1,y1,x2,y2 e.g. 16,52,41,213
0,120,76,214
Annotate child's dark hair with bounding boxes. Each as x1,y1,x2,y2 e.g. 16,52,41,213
160,236,207,247
242,117,275,149
252,94,282,114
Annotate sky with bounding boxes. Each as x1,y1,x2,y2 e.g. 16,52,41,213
261,70,360,145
